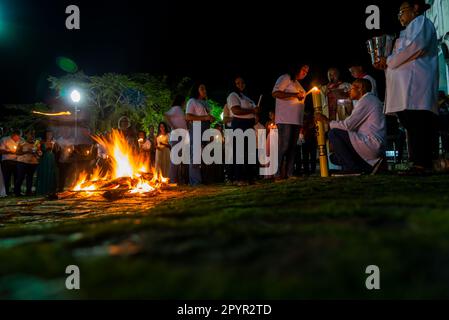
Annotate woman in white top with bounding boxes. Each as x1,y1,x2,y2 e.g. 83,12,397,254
185,82,215,185
165,94,188,184
155,122,171,178
374,0,438,173
227,76,260,185
272,64,308,179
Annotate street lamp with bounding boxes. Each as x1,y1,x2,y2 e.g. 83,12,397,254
70,89,81,144
70,89,81,103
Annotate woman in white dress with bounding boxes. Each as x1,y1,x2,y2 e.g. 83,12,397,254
155,122,171,178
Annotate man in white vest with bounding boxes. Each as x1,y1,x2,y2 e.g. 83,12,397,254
374,0,439,174
315,79,386,174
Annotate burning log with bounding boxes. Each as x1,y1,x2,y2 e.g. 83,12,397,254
102,188,131,200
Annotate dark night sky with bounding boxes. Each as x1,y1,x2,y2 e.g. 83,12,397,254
0,0,405,106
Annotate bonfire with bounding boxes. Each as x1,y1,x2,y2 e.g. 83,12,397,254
58,129,170,200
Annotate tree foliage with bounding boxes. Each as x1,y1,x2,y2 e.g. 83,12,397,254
47,72,192,133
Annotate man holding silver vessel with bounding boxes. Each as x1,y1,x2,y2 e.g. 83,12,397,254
373,0,439,174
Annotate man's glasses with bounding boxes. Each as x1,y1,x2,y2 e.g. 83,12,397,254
398,6,412,18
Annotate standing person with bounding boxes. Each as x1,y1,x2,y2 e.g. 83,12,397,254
56,128,75,192
155,122,171,178
349,64,378,97
0,130,21,195
185,82,215,186
14,130,39,196
137,130,152,172
148,125,157,170
222,103,234,183
321,68,352,121
165,94,189,184
265,110,276,131
227,76,260,186
374,0,438,174
36,130,58,196
272,64,309,179
118,116,138,150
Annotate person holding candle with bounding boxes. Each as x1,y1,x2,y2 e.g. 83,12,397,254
185,82,215,186
14,130,39,196
36,130,58,196
272,64,308,179
314,79,386,174
0,130,21,195
227,76,260,186
136,130,152,173
155,122,171,178
165,94,189,184
373,0,438,175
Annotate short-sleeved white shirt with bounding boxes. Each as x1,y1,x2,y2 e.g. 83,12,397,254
186,98,209,117
165,106,188,130
272,74,305,125
227,92,256,119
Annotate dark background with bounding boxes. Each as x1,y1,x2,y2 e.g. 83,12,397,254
0,0,406,107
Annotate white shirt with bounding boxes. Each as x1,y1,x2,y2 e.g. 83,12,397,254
186,98,209,117
363,74,378,97
0,136,19,161
227,92,256,119
138,139,151,151
385,15,439,115
165,106,187,130
272,74,306,125
330,93,386,166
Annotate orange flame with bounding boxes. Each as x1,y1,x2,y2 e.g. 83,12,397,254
71,129,166,195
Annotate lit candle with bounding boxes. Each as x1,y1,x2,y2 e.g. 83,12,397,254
311,87,329,178
257,95,263,107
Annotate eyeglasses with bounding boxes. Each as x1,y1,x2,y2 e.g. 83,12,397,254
398,6,412,18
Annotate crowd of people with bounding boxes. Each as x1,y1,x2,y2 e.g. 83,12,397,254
0,0,446,198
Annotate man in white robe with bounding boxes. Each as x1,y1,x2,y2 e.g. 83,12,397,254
315,79,386,174
374,0,438,173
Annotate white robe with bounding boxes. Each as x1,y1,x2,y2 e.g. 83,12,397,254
330,93,386,166
385,15,439,115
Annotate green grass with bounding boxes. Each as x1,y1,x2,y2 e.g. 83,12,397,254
1,175,449,299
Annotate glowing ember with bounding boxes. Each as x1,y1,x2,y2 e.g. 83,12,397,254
70,129,169,197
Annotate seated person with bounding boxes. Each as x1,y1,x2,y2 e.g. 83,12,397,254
314,78,386,174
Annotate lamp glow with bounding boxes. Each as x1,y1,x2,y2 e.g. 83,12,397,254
70,90,81,103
